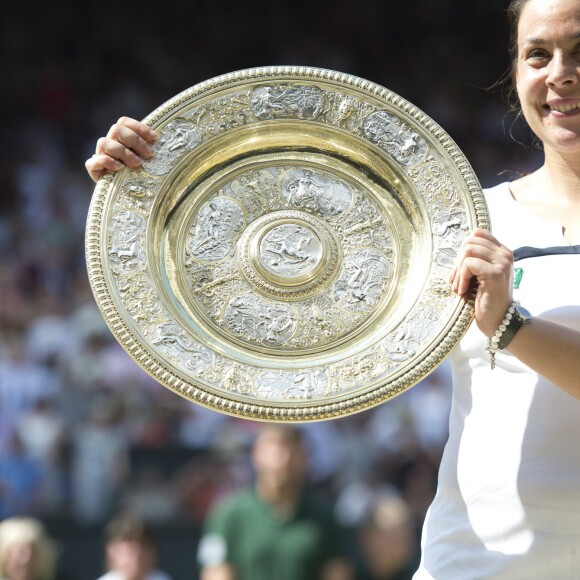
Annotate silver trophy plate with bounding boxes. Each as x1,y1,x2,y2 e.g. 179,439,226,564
86,66,489,421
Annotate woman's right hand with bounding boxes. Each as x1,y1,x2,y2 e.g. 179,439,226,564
85,117,159,183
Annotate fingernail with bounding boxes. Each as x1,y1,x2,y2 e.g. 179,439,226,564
149,129,159,141
145,145,155,157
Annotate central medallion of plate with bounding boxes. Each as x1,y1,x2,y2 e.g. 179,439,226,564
260,223,322,278
239,210,339,301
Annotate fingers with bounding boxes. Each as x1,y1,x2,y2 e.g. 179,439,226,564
113,116,158,143
86,117,159,183
96,136,145,169
85,154,124,183
449,228,515,337
451,229,513,296
103,117,158,160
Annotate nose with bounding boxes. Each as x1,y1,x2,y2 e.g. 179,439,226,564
546,52,579,88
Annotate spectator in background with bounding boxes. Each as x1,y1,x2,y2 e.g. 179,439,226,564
357,493,418,580
15,396,67,514
97,512,172,580
0,336,59,426
71,391,129,524
0,434,43,519
197,424,354,580
0,517,57,580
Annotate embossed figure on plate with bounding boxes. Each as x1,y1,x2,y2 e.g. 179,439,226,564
280,169,353,217
432,207,469,268
256,369,328,400
260,224,322,278
109,211,147,273
142,119,200,176
363,110,428,167
150,322,213,374
187,198,245,261
334,249,392,312
251,85,324,120
116,172,159,213
117,273,164,327
381,307,440,362
228,169,281,220
224,295,297,345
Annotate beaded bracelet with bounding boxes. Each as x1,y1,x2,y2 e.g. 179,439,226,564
485,301,517,370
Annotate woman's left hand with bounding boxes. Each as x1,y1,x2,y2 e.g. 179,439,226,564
450,228,514,338
451,229,580,398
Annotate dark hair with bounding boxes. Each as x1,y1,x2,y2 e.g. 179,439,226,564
255,424,305,447
104,513,155,547
498,0,541,148
503,0,532,110
507,0,532,73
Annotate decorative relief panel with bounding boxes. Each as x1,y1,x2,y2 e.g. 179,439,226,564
363,110,428,167
381,306,441,362
109,211,147,273
142,119,200,176
259,223,323,277
224,294,298,346
186,198,245,262
150,322,214,375
251,85,324,120
334,249,392,312
280,169,353,217
256,369,329,401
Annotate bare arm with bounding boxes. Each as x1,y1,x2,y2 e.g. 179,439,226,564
503,318,580,398
451,228,580,398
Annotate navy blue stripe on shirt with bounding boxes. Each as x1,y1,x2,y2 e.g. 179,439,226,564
513,245,580,262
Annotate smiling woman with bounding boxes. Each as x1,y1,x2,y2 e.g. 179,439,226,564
414,0,580,577
509,0,580,246
515,0,580,154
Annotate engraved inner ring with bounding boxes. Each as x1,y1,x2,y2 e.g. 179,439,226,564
238,210,340,301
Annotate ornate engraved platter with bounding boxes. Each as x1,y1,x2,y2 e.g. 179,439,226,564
86,66,490,421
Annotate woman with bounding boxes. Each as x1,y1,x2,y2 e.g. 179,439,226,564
415,0,580,576
0,518,57,580
86,0,580,576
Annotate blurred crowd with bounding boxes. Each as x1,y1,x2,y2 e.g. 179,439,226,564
1,0,543,577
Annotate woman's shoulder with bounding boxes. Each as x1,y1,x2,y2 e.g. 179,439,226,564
484,169,541,206
482,181,515,218
483,180,512,198
481,180,536,246
481,172,561,248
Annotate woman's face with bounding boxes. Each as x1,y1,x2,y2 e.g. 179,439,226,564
2,541,38,580
516,0,580,154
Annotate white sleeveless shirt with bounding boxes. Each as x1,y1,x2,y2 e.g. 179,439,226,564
414,182,580,579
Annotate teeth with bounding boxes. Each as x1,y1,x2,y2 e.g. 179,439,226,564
550,103,580,112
